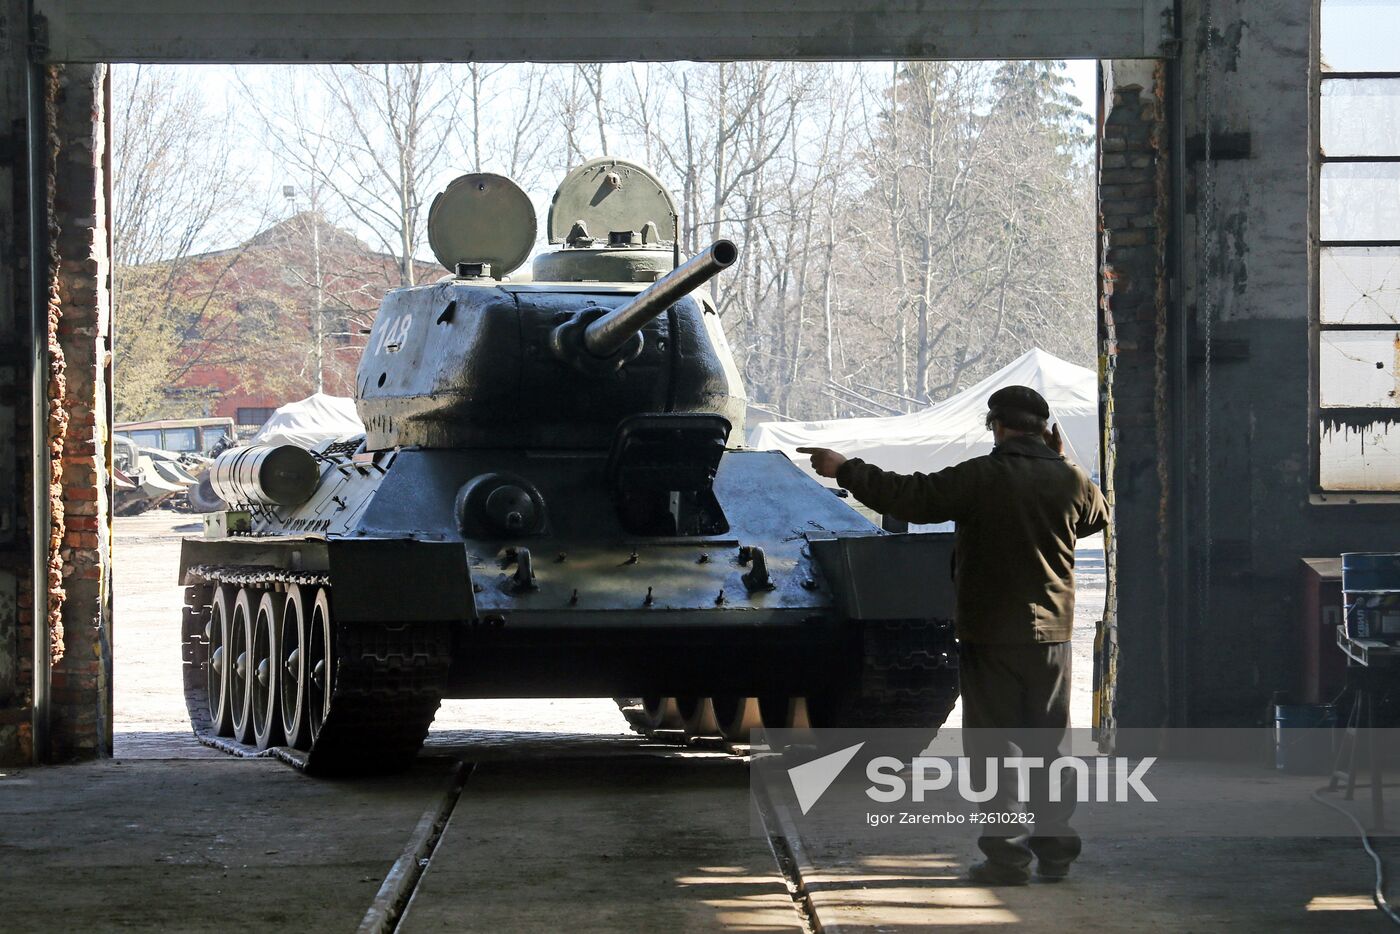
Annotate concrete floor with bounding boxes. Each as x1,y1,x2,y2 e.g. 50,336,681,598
2,514,1394,932
0,757,454,932
402,755,801,933
766,757,1400,932
5,738,1397,932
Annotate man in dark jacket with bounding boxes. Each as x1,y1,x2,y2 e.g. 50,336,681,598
799,385,1108,886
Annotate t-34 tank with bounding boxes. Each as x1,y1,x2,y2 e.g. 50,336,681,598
180,159,959,774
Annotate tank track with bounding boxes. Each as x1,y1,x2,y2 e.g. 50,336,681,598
824,618,960,729
181,566,451,775
612,617,959,737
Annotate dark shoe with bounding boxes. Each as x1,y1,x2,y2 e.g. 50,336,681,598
1027,833,1081,863
968,859,1031,886
1036,858,1072,882
978,834,1034,865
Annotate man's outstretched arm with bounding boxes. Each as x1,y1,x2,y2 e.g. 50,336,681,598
797,447,973,525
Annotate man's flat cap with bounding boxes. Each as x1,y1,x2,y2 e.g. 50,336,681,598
987,385,1050,419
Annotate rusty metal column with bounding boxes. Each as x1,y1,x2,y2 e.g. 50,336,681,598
0,4,20,760
0,0,49,765
26,57,50,763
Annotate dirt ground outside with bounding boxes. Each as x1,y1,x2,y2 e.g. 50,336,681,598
111,513,1107,747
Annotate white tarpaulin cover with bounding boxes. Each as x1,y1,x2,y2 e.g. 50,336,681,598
747,348,1099,483
251,393,365,448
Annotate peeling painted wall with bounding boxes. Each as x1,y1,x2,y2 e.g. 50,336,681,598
1105,0,1400,728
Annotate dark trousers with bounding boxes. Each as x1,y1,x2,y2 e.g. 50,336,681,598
959,641,1080,866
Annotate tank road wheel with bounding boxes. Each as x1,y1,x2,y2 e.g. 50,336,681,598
677,696,722,739
307,588,336,743
760,696,812,730
712,696,763,744
251,591,285,750
205,585,235,737
229,588,256,745
278,584,312,750
642,696,684,732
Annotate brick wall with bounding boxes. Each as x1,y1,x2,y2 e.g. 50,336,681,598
0,62,112,765
1099,60,1173,730
48,64,112,760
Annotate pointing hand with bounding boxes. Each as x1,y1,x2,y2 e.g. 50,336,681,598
796,446,847,479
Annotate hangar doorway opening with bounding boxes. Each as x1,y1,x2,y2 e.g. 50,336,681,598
104,58,1108,752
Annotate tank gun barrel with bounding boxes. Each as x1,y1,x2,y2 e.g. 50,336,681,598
582,239,738,358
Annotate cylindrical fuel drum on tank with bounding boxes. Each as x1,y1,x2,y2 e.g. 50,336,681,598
208,444,319,507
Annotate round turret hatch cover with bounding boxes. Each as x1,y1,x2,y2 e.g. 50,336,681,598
427,173,537,277
547,158,678,245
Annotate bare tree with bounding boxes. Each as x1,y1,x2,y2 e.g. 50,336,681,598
244,64,463,287
483,64,554,191
111,65,260,420
178,59,1094,425
813,60,1094,417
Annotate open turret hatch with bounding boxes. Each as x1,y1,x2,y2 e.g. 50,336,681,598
427,172,537,279
547,158,678,248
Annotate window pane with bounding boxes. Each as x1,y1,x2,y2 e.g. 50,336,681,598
1321,247,1400,323
1322,79,1400,156
237,407,274,426
1322,0,1400,72
1321,163,1400,240
1320,415,1400,490
129,430,161,449
200,426,229,452
163,427,198,452
1320,329,1400,407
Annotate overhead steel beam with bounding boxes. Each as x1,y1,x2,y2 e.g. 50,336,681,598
33,0,1174,64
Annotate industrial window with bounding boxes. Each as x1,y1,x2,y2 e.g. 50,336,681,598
236,407,276,427
126,429,162,450
1316,0,1400,491
199,425,230,452
161,427,199,453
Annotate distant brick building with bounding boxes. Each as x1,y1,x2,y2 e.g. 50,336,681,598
140,213,438,429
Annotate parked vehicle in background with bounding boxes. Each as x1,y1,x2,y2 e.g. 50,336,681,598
113,434,202,515
112,416,231,514
115,417,236,456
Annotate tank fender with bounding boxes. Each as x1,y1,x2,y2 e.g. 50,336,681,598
326,539,475,623
807,532,956,620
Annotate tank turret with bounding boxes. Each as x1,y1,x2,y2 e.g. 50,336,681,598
355,164,746,450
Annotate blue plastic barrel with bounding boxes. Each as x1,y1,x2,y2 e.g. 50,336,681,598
1274,704,1335,774
1342,553,1400,593
1342,553,1400,641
